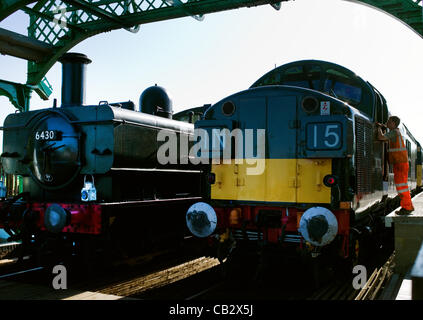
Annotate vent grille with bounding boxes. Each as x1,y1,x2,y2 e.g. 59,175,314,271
355,117,373,194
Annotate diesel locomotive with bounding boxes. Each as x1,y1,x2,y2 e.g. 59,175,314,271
186,60,422,268
0,53,202,260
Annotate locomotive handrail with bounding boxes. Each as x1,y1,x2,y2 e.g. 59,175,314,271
109,168,202,173
100,196,203,208
110,118,194,133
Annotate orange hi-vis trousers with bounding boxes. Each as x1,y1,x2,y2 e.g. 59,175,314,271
393,162,414,211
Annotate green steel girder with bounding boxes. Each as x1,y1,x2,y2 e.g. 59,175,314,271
0,77,53,111
0,0,286,111
0,79,32,112
0,0,422,112
20,0,286,86
0,0,36,21
346,1,423,38
3,0,421,86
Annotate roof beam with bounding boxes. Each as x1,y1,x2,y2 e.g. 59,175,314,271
73,0,286,30
0,0,36,22
25,0,285,85
0,27,54,62
21,5,86,33
1,0,421,100
61,0,137,29
347,0,423,38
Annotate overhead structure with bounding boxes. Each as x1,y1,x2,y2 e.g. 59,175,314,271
0,0,422,111
0,0,286,111
347,0,423,38
0,1,284,88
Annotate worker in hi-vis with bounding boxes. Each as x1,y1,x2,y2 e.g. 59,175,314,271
377,116,414,215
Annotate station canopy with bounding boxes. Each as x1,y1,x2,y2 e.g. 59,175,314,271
0,0,422,111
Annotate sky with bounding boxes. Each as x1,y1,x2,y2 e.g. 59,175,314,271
0,0,423,146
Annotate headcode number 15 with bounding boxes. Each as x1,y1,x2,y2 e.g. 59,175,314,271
309,123,341,150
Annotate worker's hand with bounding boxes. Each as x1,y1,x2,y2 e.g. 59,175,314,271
376,122,387,129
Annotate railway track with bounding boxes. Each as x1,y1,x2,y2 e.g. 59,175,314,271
0,231,396,301
94,257,220,297
0,190,405,300
0,237,393,300
307,251,395,300
0,248,396,300
0,242,21,260
0,257,222,300
0,244,219,299
307,281,358,300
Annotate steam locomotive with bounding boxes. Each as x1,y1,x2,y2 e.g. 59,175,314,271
186,60,422,270
0,53,202,260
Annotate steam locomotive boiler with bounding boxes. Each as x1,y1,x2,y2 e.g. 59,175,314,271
0,53,202,259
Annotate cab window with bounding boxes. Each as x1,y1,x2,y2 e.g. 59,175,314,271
282,65,321,90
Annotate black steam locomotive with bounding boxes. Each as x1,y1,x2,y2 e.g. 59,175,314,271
0,53,202,259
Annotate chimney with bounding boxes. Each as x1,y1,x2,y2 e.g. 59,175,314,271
58,52,92,107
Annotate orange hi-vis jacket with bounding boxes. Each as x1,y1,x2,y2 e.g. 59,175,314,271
387,128,413,210
388,129,408,164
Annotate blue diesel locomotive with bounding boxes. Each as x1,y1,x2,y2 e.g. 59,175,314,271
186,60,422,267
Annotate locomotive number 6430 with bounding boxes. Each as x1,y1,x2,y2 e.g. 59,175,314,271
35,130,58,141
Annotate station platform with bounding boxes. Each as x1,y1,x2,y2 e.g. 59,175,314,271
385,192,423,274
383,191,423,300
0,279,135,300
395,276,412,300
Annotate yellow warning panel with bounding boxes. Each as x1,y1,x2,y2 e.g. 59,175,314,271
296,159,332,204
211,158,331,204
